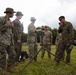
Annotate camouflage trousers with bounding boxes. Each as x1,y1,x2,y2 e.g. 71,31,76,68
0,45,16,69
55,42,72,63
28,43,38,61
14,42,22,61
55,42,65,61
41,44,51,59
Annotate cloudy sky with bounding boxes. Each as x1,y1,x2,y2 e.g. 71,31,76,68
0,0,76,33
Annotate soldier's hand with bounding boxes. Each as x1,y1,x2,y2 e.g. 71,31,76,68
17,40,21,44
6,21,12,26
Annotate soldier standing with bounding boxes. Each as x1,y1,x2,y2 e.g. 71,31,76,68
40,26,45,46
27,17,37,61
55,22,63,47
13,12,23,62
40,26,52,59
55,22,65,61
0,8,16,74
55,16,74,64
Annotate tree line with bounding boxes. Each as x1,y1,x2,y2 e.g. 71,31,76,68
22,26,76,45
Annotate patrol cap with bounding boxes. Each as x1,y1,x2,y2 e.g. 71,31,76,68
59,16,65,21
16,12,23,16
30,17,36,21
4,8,16,13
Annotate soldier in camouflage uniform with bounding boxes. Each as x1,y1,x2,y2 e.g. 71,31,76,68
55,22,63,48
55,16,74,64
27,17,38,61
0,8,16,74
40,26,52,59
13,12,23,62
55,22,65,61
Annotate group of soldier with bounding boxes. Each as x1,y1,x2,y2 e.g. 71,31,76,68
0,7,23,75
0,7,74,75
27,18,52,61
27,16,74,65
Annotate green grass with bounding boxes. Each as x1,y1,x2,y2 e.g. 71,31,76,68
2,45,76,75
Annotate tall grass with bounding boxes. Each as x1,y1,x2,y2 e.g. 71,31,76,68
3,45,76,75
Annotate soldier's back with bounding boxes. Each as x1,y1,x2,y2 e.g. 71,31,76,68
27,23,36,43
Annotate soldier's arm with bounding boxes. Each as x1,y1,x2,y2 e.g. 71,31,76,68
17,24,22,40
16,24,22,44
13,20,22,40
55,33,59,45
0,18,8,31
22,24,24,32
68,22,74,44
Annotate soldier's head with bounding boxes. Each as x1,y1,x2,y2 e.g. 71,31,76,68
16,11,23,19
4,7,16,18
30,17,36,23
59,16,65,23
44,25,49,31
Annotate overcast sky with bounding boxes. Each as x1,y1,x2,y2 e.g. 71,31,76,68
0,0,76,33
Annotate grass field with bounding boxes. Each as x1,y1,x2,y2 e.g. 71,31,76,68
1,45,76,75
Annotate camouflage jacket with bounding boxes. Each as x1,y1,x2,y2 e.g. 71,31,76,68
55,33,62,45
13,19,23,40
43,30,52,44
0,16,14,45
27,23,37,43
59,21,74,44
55,25,63,45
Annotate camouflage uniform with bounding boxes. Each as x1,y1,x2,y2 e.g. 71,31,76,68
41,30,52,59
13,12,23,61
27,17,37,61
55,33,62,49
0,16,16,69
55,32,65,60
55,21,74,63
